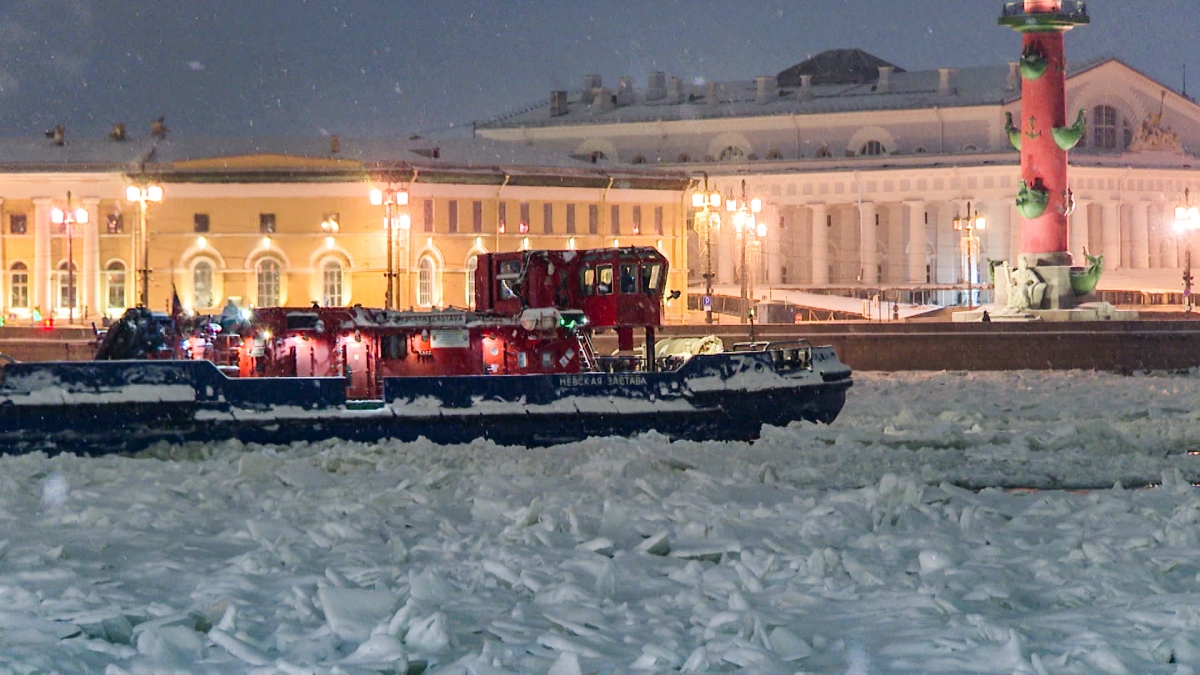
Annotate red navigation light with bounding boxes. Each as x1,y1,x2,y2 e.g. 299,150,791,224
41,317,54,331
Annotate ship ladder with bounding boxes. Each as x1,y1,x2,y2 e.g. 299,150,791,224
579,333,599,372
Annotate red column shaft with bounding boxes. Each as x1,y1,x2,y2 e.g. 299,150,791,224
1020,30,1069,255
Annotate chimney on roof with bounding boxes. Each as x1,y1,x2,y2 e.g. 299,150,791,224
617,76,634,105
550,90,569,117
45,125,65,146
330,134,340,153
799,74,814,100
151,116,168,139
109,123,126,141
755,75,777,105
877,66,894,93
1007,61,1020,89
646,71,666,101
938,68,957,96
707,81,719,106
581,75,602,104
667,76,683,104
591,87,615,112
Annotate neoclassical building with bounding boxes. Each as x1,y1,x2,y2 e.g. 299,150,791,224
0,132,689,324
479,49,1200,308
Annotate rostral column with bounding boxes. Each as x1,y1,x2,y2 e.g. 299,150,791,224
999,0,1088,274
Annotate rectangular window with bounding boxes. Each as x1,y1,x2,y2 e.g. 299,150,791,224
10,266,29,307
194,214,210,233
597,264,613,295
543,203,553,234
566,204,576,234
498,202,507,233
579,267,595,296
619,263,638,293
654,206,664,235
259,213,275,233
106,213,123,234
610,205,621,236
588,205,599,234
448,200,458,233
423,200,434,233
9,214,27,235
632,206,642,235
472,201,483,233
519,202,530,234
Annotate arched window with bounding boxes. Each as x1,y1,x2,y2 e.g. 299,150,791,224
9,262,28,308
1091,105,1132,151
57,261,77,310
322,260,343,306
816,146,833,158
417,255,436,307
718,145,745,161
256,258,281,307
193,260,215,309
859,140,885,156
630,154,646,164
676,153,691,163
105,261,126,309
962,144,979,152
465,255,478,308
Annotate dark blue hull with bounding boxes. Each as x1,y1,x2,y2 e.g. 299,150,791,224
0,348,851,456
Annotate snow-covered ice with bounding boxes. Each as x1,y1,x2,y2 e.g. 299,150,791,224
3,370,1200,673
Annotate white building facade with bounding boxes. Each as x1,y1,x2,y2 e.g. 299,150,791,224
480,50,1200,308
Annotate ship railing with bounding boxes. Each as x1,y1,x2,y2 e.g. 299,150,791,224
730,339,815,371
594,354,645,373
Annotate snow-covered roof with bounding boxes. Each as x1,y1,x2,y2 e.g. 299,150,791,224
480,52,1121,130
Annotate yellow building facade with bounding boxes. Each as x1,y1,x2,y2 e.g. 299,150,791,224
0,136,690,324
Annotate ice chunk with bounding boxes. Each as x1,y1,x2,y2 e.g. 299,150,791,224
341,631,408,665
405,612,450,652
769,626,813,661
316,583,399,642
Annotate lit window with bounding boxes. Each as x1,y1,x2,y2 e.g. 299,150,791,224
465,255,478,308
9,262,28,308
256,258,281,306
105,261,126,309
322,260,343,306
417,255,436,307
259,213,276,234
194,260,214,308
58,261,77,310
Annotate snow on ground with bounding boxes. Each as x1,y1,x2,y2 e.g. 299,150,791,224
4,370,1200,673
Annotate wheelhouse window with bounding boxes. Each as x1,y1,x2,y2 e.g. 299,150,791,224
194,260,214,309
417,255,435,307
9,262,28,308
579,266,596,296
497,259,520,299
105,261,126,309
619,263,638,293
256,258,281,306
596,264,614,295
641,262,663,294
322,260,343,306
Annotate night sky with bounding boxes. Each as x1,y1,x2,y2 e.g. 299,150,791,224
1,1,1195,141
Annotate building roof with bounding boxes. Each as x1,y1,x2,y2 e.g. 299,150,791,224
479,53,1121,130
776,49,905,86
0,133,688,188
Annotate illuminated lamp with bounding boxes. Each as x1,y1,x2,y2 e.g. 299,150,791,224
519,221,529,234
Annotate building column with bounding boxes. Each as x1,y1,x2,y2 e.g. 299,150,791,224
764,205,782,286
934,202,958,284
859,201,877,283
82,197,100,319
1069,199,1090,264
1100,201,1121,270
1159,203,1180,268
1130,201,1149,269
716,204,736,285
905,200,926,283
31,197,53,314
810,203,828,285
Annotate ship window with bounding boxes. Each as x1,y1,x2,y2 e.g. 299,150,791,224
382,334,407,360
105,261,126,309
322,260,343,306
58,260,77,310
641,262,663,294
597,264,613,295
497,259,520,299
9,262,28,308
619,263,638,293
256,258,281,306
417,255,435,307
580,267,596,296
194,260,214,309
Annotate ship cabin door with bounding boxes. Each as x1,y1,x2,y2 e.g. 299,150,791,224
340,332,376,400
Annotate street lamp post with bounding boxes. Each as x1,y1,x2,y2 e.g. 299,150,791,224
370,187,410,309
952,202,986,308
726,180,763,324
690,174,723,324
50,194,88,324
1172,188,1200,312
126,184,163,307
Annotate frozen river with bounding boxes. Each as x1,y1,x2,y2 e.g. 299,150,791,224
2,370,1199,673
